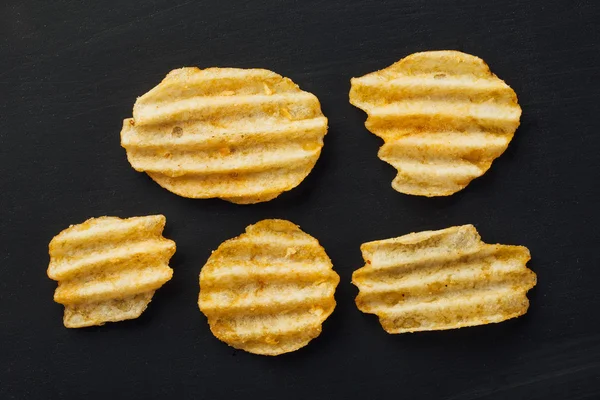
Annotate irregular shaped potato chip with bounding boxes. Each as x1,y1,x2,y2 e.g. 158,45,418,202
121,68,328,204
47,215,176,328
199,219,339,355
350,51,522,196
352,225,536,333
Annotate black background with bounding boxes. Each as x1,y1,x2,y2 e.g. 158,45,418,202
2,0,600,398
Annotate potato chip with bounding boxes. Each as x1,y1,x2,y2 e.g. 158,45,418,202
47,215,176,328
121,67,328,204
352,225,536,333
199,219,339,355
349,51,522,196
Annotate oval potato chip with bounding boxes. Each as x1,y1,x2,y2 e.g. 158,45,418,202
121,68,328,204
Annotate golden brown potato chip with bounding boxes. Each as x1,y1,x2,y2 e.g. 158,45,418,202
352,225,536,333
47,215,176,328
121,68,328,204
199,219,339,355
349,50,522,196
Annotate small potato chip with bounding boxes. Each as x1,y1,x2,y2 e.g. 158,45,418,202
47,215,176,328
121,67,328,204
352,225,536,333
198,219,339,355
349,51,522,196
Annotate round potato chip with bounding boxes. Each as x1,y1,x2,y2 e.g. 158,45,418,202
121,68,328,204
199,219,339,355
350,51,522,196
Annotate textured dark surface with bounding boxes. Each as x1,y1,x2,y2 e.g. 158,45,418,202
2,0,599,399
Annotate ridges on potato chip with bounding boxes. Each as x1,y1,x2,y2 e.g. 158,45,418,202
121,67,328,204
352,225,536,333
350,50,522,196
47,215,176,328
199,219,340,355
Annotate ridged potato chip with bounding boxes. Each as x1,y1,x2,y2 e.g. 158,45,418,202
199,219,339,355
350,50,522,196
352,225,536,333
121,67,328,204
47,215,176,328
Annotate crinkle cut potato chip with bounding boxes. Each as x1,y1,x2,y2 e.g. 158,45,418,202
47,215,176,328
121,67,328,204
349,50,522,196
352,225,536,333
198,219,340,355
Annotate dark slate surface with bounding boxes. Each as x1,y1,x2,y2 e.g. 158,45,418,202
1,0,599,398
